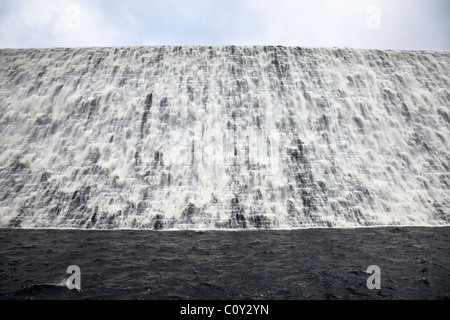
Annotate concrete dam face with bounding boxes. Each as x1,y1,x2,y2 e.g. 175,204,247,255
0,46,448,230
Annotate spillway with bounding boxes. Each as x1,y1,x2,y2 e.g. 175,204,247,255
0,46,448,230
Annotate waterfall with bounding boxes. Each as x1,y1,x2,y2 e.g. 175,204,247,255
0,46,448,229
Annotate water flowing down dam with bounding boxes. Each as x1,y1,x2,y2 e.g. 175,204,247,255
0,46,449,230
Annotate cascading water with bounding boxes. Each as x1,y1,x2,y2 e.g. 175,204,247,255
0,46,448,230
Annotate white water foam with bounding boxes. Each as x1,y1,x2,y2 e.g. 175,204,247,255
0,46,448,229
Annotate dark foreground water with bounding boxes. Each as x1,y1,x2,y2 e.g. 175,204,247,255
0,227,448,300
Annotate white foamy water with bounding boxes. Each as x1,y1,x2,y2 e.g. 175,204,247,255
0,46,448,229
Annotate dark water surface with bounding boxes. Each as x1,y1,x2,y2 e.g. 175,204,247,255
0,227,448,300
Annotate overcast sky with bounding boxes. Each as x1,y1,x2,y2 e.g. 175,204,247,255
0,0,448,50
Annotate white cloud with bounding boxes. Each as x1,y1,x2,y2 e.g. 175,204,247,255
0,0,138,48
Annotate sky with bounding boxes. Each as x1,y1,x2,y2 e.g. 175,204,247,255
0,0,448,50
